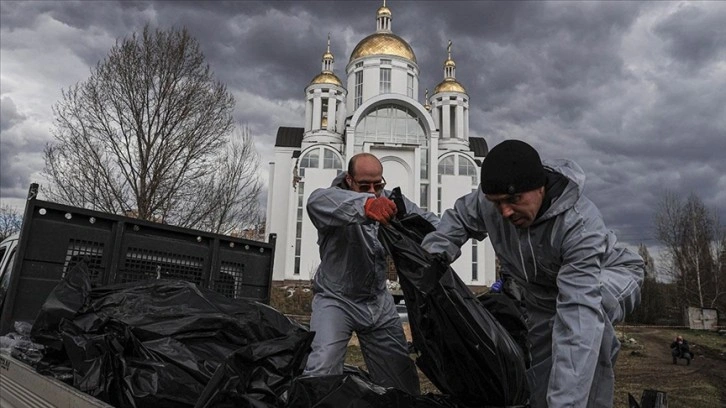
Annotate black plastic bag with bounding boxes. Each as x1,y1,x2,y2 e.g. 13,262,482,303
378,214,529,407
475,292,530,368
31,261,92,353
286,372,461,408
30,261,314,408
194,330,314,408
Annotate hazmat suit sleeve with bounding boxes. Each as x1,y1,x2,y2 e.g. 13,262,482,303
546,207,609,407
306,186,374,229
420,190,488,262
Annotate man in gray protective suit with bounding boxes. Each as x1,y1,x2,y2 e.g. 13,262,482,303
421,140,644,407
304,152,439,394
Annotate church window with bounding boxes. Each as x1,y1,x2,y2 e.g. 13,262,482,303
355,104,426,145
321,98,329,128
450,106,457,138
354,71,363,108
294,182,304,275
323,148,342,169
299,149,319,174
437,106,443,130
380,68,391,93
437,186,442,215
420,184,429,212
438,155,455,175
459,156,478,184
420,148,428,179
407,73,414,98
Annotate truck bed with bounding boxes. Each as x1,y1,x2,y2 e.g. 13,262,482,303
0,195,276,335
0,190,278,407
0,352,114,408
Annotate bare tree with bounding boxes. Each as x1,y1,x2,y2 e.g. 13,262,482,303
43,25,258,232
0,204,22,241
169,125,263,234
654,192,725,314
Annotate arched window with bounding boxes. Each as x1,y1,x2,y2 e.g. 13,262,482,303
323,149,342,169
437,153,479,215
458,156,478,184
355,104,426,146
438,155,455,175
299,149,319,174
438,153,477,182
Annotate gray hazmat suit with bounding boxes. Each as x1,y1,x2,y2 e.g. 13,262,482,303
304,172,439,395
421,159,644,407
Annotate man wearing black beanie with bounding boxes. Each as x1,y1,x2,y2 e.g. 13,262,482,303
422,139,644,408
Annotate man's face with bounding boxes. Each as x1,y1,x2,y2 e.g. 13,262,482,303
485,187,545,228
346,156,386,197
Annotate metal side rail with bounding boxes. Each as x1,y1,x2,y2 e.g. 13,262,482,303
0,352,113,408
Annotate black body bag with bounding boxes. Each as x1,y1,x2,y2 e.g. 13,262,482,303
378,200,529,407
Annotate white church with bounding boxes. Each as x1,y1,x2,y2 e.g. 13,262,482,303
265,3,496,290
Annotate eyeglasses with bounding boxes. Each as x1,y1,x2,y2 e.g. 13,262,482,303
351,177,387,192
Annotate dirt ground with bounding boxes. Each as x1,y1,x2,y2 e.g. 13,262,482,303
614,326,726,408
347,325,726,407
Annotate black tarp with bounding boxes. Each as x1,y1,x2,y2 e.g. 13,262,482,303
24,260,462,408
378,213,530,407
29,262,314,408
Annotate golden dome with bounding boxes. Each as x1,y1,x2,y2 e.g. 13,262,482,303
433,79,466,94
310,72,342,87
349,33,416,63
322,51,334,60
377,6,391,17
444,58,456,67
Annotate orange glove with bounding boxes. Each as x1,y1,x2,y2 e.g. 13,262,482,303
364,196,397,225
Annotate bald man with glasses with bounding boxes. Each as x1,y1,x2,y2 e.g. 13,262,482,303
304,152,439,394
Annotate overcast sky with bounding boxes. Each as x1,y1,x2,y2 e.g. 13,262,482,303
1,0,725,252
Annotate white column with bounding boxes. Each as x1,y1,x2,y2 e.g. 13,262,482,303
456,104,465,141
441,103,451,139
429,132,439,213
335,97,344,133
305,98,313,132
464,106,469,140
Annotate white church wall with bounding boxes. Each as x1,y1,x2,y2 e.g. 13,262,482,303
374,148,415,199
267,149,295,281
295,167,341,282
362,63,378,105
439,174,479,286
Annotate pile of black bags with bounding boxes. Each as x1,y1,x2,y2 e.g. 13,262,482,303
12,212,529,407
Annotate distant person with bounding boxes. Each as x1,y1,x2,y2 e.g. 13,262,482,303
670,335,692,365
421,139,645,407
304,152,439,394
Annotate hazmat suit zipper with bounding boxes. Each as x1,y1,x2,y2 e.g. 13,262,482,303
517,228,538,282
517,233,529,283
527,228,538,279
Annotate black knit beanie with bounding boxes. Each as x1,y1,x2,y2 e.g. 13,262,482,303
480,140,546,194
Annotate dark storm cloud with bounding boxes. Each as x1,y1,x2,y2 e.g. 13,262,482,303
654,3,726,69
0,97,25,131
